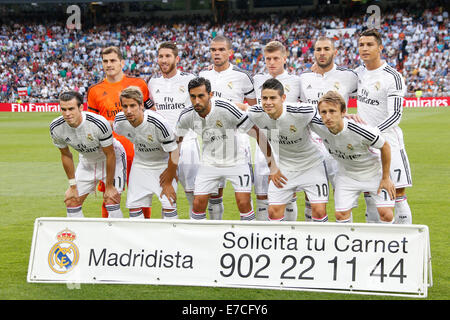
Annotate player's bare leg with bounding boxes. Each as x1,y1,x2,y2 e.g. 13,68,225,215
377,206,394,223
268,204,286,221
235,192,255,221
192,194,209,220
65,194,89,218
311,203,328,222
335,209,352,223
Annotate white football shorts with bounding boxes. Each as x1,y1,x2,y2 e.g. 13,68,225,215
268,161,329,205
126,165,177,210
334,173,395,212
75,139,126,196
194,164,253,195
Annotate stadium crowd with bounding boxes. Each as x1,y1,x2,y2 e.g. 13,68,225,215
0,4,448,102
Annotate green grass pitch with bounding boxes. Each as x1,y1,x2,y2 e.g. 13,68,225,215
0,108,448,300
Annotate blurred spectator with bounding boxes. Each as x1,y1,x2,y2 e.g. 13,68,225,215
0,5,448,102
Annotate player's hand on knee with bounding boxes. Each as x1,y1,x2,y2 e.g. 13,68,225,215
64,186,80,206
161,184,177,206
104,185,121,204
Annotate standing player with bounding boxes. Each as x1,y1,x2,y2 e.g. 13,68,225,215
113,86,178,219
248,79,329,222
175,77,276,221
310,91,395,223
199,35,257,220
300,36,358,221
87,46,153,218
148,42,199,216
50,91,125,218
252,40,302,221
355,29,412,224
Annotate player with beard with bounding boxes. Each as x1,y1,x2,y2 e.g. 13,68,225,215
175,77,277,221
148,42,198,216
199,35,256,220
300,36,358,221
113,86,178,219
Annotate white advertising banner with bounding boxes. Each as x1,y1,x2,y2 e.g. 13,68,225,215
28,218,432,298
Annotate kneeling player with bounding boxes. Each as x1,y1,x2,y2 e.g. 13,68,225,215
310,91,396,223
50,91,125,218
113,86,178,219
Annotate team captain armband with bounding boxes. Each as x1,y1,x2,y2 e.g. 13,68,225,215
144,98,154,109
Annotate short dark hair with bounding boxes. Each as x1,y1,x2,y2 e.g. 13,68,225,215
188,77,211,93
314,36,335,49
211,35,232,49
262,78,284,96
59,90,83,107
158,41,179,57
359,28,382,45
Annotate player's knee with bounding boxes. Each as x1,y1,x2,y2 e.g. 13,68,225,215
235,195,251,211
65,198,81,208
377,207,394,222
268,205,284,220
335,210,351,221
193,196,208,212
311,204,327,218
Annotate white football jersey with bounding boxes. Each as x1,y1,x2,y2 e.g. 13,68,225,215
50,112,113,163
148,70,195,130
248,103,323,172
355,62,406,148
253,70,302,104
199,64,256,102
175,98,254,167
310,117,386,181
113,110,177,169
299,64,358,104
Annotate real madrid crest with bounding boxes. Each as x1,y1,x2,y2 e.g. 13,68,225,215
374,81,381,91
179,86,186,93
148,134,153,142
227,82,233,89
87,133,94,141
48,229,79,274
347,144,354,150
216,120,223,128
334,82,340,90
290,125,297,133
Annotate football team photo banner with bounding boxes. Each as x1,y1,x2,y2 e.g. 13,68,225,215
28,218,432,298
